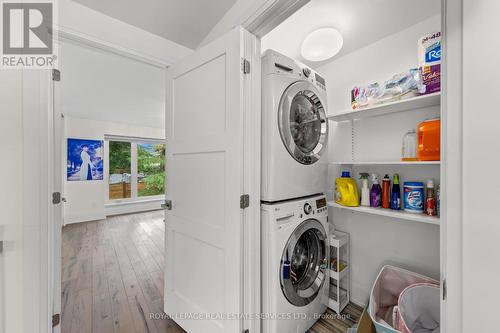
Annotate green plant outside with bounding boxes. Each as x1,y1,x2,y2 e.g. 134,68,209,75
138,143,166,197
109,141,131,173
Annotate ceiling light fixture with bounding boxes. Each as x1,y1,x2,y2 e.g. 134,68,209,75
301,27,343,62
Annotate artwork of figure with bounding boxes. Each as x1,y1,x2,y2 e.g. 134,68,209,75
67,138,104,181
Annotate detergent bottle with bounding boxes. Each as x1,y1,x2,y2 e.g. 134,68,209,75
370,173,382,207
391,173,401,210
359,173,370,207
382,174,391,209
335,171,359,207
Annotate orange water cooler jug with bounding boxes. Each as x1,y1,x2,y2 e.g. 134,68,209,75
417,119,440,161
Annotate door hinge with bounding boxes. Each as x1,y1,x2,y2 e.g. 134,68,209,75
52,69,60,81
162,199,172,210
243,330,249,333
52,192,61,204
52,313,60,327
241,58,250,74
0,241,3,254
442,279,446,300
240,194,250,209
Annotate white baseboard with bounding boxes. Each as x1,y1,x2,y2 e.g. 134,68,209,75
64,212,106,225
63,199,164,224
105,198,164,216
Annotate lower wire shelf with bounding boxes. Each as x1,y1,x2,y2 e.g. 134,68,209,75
327,201,440,225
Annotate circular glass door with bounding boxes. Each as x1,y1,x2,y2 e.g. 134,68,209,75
278,81,328,165
280,219,327,306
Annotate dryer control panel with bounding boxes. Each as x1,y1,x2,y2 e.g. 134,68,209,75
262,49,326,91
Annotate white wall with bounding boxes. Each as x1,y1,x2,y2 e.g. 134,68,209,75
462,0,500,331
63,117,164,224
317,15,442,305
59,40,167,128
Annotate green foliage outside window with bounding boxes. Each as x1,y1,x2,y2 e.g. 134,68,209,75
138,143,166,196
109,141,131,173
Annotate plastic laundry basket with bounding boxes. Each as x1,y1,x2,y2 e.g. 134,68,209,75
393,283,440,333
368,265,439,333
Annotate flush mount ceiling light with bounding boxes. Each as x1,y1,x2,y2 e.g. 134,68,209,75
301,27,343,62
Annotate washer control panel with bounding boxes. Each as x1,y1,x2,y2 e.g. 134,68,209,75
271,195,328,226
297,196,328,219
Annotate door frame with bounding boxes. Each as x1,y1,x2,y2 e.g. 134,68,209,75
22,69,53,333
44,27,173,333
441,0,463,332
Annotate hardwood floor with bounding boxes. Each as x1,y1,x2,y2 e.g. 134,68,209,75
61,211,361,333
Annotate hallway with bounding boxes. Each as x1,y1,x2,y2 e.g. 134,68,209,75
61,210,184,333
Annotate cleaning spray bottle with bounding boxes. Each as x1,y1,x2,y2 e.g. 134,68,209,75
391,173,401,210
370,173,382,207
359,173,370,207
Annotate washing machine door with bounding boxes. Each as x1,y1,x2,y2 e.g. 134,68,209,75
278,81,328,165
280,219,328,307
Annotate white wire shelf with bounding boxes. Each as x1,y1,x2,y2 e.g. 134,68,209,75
330,161,440,166
327,201,440,225
328,92,440,122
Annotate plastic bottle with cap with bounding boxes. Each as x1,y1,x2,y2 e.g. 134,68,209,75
425,179,437,216
335,171,359,207
370,173,381,207
359,173,370,207
391,174,401,210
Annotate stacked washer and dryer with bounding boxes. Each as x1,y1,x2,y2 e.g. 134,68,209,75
260,50,331,333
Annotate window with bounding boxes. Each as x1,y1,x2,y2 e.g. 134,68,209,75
108,141,131,199
106,137,165,202
137,143,165,197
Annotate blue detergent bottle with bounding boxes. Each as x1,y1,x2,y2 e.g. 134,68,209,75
391,173,401,210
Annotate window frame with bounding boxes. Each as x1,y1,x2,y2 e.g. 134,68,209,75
104,135,166,204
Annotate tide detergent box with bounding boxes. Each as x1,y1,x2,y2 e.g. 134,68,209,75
418,32,441,94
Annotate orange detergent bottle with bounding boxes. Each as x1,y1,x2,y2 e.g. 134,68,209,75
418,118,440,161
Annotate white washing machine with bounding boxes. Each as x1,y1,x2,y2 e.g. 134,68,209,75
261,195,329,333
261,50,329,203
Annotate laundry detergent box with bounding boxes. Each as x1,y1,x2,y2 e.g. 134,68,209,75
418,32,441,94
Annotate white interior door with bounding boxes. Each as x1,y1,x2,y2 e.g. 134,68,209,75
164,27,259,333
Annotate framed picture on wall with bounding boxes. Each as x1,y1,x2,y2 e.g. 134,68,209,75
67,138,104,181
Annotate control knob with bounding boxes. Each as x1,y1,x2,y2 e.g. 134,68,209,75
303,203,312,215
302,67,311,78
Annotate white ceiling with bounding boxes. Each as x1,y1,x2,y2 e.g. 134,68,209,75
262,0,441,68
72,0,238,49
60,42,165,128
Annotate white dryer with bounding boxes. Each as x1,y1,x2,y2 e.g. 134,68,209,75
261,50,329,203
261,195,329,333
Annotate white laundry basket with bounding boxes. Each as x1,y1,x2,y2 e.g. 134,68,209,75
393,283,440,333
368,265,439,333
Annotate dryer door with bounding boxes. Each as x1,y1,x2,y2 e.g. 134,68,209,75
280,219,327,306
278,81,328,165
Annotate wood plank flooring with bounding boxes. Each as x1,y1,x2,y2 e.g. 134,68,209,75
61,211,361,333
